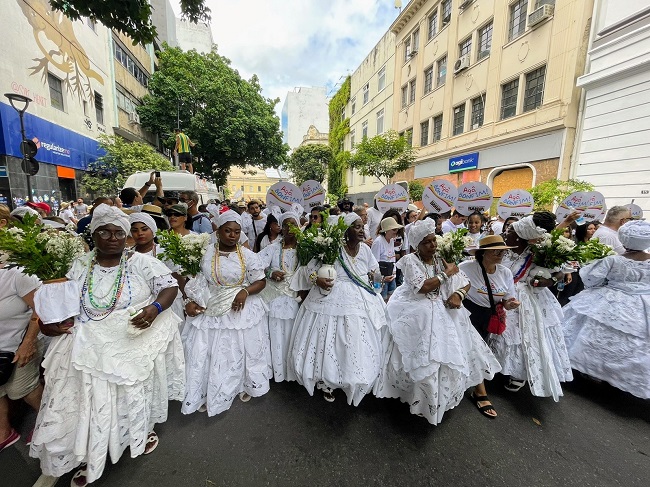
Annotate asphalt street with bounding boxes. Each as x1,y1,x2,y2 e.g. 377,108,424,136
3,374,649,487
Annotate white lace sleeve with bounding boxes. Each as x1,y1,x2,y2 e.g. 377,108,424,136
257,242,277,270
242,247,266,282
398,255,427,293
290,259,319,291
150,274,178,296
579,256,615,288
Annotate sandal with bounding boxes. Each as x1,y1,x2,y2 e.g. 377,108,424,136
504,378,526,392
70,464,88,487
469,393,497,419
323,389,335,403
144,432,159,455
239,392,251,403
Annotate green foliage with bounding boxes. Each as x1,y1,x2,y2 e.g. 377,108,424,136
327,77,351,197
290,211,348,265
576,238,617,264
156,231,210,277
51,0,210,46
138,46,287,186
529,178,594,210
348,130,417,186
409,180,425,202
328,152,349,199
82,135,173,196
286,145,333,185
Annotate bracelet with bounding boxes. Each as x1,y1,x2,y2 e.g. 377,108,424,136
151,301,163,314
309,272,318,284
183,297,195,306
436,273,448,283
243,288,250,296
453,291,465,301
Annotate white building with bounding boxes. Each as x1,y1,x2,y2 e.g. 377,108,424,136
176,18,214,53
281,87,329,150
150,0,178,48
572,0,650,214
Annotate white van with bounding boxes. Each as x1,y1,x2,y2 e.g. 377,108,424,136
123,171,223,204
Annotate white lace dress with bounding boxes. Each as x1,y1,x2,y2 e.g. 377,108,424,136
258,242,299,382
181,244,271,416
29,252,185,484
374,254,501,425
288,245,388,406
563,256,650,399
490,249,573,401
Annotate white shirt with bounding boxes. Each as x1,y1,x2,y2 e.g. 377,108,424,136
59,208,75,224
243,217,267,249
591,225,625,255
366,207,383,237
0,267,40,352
459,260,516,309
371,235,396,276
491,220,504,236
441,219,466,234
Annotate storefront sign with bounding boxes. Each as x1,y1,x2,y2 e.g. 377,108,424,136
0,166,7,178
449,152,479,173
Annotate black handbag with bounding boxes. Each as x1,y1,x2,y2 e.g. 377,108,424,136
378,261,394,277
0,351,16,387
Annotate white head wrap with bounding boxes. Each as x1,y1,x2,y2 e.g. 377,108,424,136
326,215,341,226
511,215,547,241
129,212,158,234
216,209,242,228
409,219,437,249
618,220,650,251
10,206,39,220
344,212,361,226
90,204,131,234
279,211,300,227
206,204,221,219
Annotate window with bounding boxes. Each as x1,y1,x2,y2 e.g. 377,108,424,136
401,85,408,109
95,92,104,125
48,73,64,111
471,96,484,129
501,78,520,119
376,109,384,134
524,66,546,111
412,29,420,53
420,120,429,146
427,12,438,40
404,38,411,61
341,106,346,122
433,115,443,142
409,79,416,104
249,186,253,192
404,129,413,147
362,120,368,139
378,67,386,92
459,37,472,57
424,66,434,94
362,83,369,105
509,0,528,41
477,21,493,60
116,84,139,113
453,104,465,136
258,186,262,192
82,100,88,117
351,97,356,115
442,0,452,24
240,185,244,191
436,56,447,88
350,129,356,149
114,42,149,87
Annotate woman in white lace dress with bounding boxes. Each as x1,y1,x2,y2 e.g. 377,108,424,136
289,212,387,404
30,204,185,487
258,211,300,382
182,210,271,415
492,213,573,401
563,220,650,399
375,220,501,425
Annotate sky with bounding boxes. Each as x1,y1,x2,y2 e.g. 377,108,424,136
170,1,403,114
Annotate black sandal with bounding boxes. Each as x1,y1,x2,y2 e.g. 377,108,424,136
469,393,497,419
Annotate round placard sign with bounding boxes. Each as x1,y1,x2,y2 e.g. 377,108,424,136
375,184,409,213
555,192,586,222
497,189,534,219
422,179,458,214
266,182,304,211
300,180,326,210
581,191,606,222
625,203,644,220
456,181,493,216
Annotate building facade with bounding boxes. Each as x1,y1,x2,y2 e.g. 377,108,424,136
298,125,329,148
227,165,288,203
281,87,329,150
176,19,214,53
572,0,650,214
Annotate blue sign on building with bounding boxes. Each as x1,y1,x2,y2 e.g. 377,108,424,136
449,152,479,173
0,166,7,178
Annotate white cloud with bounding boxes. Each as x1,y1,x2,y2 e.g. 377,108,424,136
170,1,399,112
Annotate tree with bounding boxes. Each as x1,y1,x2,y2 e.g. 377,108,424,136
327,77,350,199
286,145,332,185
138,46,288,186
50,0,210,46
409,180,424,202
348,130,417,186
82,135,174,195
530,178,595,210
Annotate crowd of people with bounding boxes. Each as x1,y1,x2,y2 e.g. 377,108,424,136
0,184,648,486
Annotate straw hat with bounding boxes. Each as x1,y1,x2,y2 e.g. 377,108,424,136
379,217,404,233
141,204,163,216
467,235,515,255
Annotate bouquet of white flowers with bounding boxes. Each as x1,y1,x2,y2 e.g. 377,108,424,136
436,228,474,264
292,212,348,266
531,229,581,276
156,231,211,277
576,237,617,264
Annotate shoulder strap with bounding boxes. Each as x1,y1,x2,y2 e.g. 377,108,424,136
479,261,496,313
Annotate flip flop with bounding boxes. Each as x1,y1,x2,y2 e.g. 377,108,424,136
504,378,526,392
144,432,159,455
70,464,88,487
469,393,497,419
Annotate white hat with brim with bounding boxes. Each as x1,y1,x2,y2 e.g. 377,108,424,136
379,217,404,233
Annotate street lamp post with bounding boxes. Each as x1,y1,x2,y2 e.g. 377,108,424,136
4,93,34,201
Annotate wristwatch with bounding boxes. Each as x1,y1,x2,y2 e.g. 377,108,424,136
551,275,558,283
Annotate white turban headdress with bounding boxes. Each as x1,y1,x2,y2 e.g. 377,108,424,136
511,215,547,241
619,220,650,251
344,212,361,226
129,212,158,234
216,209,242,228
90,204,131,234
279,211,301,227
409,219,437,249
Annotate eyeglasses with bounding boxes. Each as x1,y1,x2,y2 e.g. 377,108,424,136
96,229,127,240
179,198,190,203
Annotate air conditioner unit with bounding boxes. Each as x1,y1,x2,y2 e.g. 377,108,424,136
128,111,140,125
409,48,418,58
458,0,474,9
528,4,554,28
442,13,451,25
454,54,471,74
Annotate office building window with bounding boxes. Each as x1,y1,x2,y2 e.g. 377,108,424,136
405,129,413,147
86,18,97,32
351,97,356,115
376,109,384,134
509,0,528,41
428,12,438,40
471,96,484,129
501,78,519,120
459,37,472,57
412,29,420,52
82,100,88,117
401,85,408,109
114,43,149,87
350,129,356,149
409,79,416,104
442,0,452,24
424,66,434,94
524,66,546,112
378,66,386,92
362,83,369,105
478,21,493,60
362,120,368,139
404,37,411,61
453,103,465,136
420,120,429,146
95,92,104,125
48,73,64,111
433,114,443,142
257,186,261,192
436,55,447,87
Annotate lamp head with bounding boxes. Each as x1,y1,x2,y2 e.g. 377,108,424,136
4,93,32,114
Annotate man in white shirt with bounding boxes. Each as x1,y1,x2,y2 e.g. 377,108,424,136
366,203,383,238
242,200,267,250
591,206,632,255
73,198,88,218
441,210,468,234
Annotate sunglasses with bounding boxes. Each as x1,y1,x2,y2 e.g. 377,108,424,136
165,211,185,217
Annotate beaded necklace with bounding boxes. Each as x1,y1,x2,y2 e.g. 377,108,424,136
338,247,376,295
212,243,245,287
80,251,130,321
280,244,297,273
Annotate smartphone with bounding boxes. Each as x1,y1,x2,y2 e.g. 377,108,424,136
155,171,161,178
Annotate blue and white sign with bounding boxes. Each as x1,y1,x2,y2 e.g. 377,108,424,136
0,165,7,178
449,152,479,173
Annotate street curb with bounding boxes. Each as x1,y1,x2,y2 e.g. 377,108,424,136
33,475,58,487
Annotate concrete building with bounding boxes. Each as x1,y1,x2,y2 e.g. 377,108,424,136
176,18,214,53
227,165,289,203
150,0,178,48
345,31,397,206
572,0,650,214
281,87,329,150
298,125,329,148
0,0,115,208
386,0,593,200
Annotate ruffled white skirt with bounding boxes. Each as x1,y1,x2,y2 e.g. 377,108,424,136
268,295,300,382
